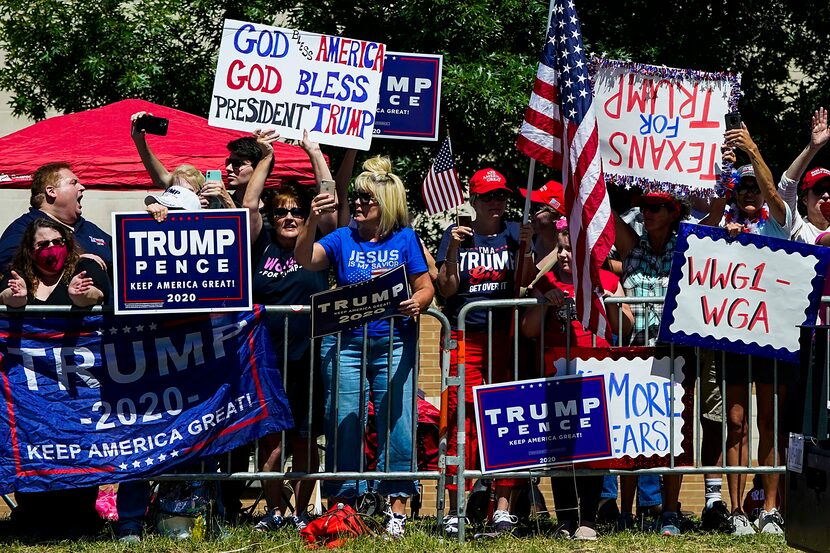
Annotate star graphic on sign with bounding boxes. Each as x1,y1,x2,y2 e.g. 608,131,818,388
122,326,131,334
145,457,154,466
158,453,167,462
149,323,157,331
170,450,179,457
136,325,144,332
109,327,118,335
119,463,128,471
132,460,141,468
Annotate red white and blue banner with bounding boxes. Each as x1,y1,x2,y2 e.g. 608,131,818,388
473,375,613,473
0,309,292,494
374,52,442,141
660,223,830,362
113,210,252,315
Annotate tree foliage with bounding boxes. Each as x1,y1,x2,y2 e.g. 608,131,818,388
1,0,829,226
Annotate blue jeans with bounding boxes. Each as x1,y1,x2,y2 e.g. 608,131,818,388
601,474,662,507
320,328,418,499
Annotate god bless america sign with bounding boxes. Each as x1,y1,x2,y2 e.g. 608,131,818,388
113,210,252,314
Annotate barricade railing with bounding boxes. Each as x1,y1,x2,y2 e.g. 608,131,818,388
0,304,452,524
442,295,802,542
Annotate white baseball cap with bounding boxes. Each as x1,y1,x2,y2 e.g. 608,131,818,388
145,185,201,211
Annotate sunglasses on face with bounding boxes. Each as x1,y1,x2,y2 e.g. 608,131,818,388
34,238,65,250
533,204,559,216
272,207,306,219
810,185,830,197
225,157,252,171
478,191,510,202
354,191,376,204
641,203,670,213
736,185,761,196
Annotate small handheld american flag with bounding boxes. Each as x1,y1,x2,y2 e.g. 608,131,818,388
422,137,464,215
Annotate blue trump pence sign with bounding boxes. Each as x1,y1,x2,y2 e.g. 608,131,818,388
473,375,613,473
113,210,252,314
374,52,442,141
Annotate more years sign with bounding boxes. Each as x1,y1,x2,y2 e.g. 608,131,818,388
113,210,252,315
660,223,830,362
592,59,738,195
210,19,384,150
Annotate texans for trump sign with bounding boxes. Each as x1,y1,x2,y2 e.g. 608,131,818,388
210,19,385,150
113,210,252,315
592,59,739,196
660,223,830,362
374,52,442,141
0,309,292,494
473,375,613,473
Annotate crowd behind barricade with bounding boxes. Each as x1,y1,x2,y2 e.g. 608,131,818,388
1,108,829,542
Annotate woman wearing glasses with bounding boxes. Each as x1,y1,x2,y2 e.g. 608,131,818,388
435,168,534,536
232,129,336,532
295,154,434,539
1,217,108,536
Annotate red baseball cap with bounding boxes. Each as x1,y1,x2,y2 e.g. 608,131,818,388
803,167,830,191
470,168,510,195
520,180,565,215
636,191,681,211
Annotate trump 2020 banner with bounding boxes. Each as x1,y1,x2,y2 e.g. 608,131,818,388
0,309,292,494
591,59,740,196
374,52,442,141
311,265,409,338
473,375,613,473
210,19,385,150
113,210,252,315
660,223,830,362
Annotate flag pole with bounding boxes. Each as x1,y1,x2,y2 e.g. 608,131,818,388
514,158,536,297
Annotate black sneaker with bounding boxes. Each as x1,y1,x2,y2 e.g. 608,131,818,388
701,501,732,533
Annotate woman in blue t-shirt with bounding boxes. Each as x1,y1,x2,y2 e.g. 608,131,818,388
296,155,434,538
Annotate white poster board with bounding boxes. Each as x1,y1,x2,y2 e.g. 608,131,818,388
209,19,385,150
554,356,685,459
592,59,739,195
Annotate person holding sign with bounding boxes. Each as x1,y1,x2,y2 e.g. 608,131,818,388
295,155,434,539
0,217,110,537
520,221,632,540
614,189,689,536
435,168,534,536
699,133,791,535
238,129,334,532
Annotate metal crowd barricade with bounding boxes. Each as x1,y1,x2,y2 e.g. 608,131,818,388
0,304,453,524
441,296,792,542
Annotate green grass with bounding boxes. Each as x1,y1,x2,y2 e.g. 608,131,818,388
0,518,800,553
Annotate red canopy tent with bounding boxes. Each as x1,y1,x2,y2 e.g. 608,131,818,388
0,99,317,189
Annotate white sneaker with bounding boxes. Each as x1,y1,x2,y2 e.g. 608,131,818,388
442,513,467,537
492,509,518,534
728,512,756,536
757,508,784,534
573,525,598,541
385,511,406,539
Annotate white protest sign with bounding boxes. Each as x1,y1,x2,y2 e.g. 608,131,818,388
660,224,830,361
554,356,686,459
592,60,738,195
210,19,385,150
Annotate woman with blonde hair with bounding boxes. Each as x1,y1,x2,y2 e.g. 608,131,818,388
296,154,434,539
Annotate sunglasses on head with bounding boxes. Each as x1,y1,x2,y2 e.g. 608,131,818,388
479,191,510,202
225,157,252,170
272,207,306,219
34,237,65,250
354,191,376,204
641,203,672,213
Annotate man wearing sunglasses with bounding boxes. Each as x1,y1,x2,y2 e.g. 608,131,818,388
224,136,276,208
0,162,111,275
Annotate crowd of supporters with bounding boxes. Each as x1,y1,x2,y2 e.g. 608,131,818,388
2,109,829,541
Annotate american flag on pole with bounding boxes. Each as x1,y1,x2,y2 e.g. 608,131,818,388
516,0,615,340
422,137,464,215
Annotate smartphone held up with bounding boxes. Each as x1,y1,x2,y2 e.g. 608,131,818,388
135,114,169,136
725,111,742,131
204,170,224,209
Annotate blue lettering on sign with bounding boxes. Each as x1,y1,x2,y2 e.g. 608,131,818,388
639,114,680,139
233,23,289,58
